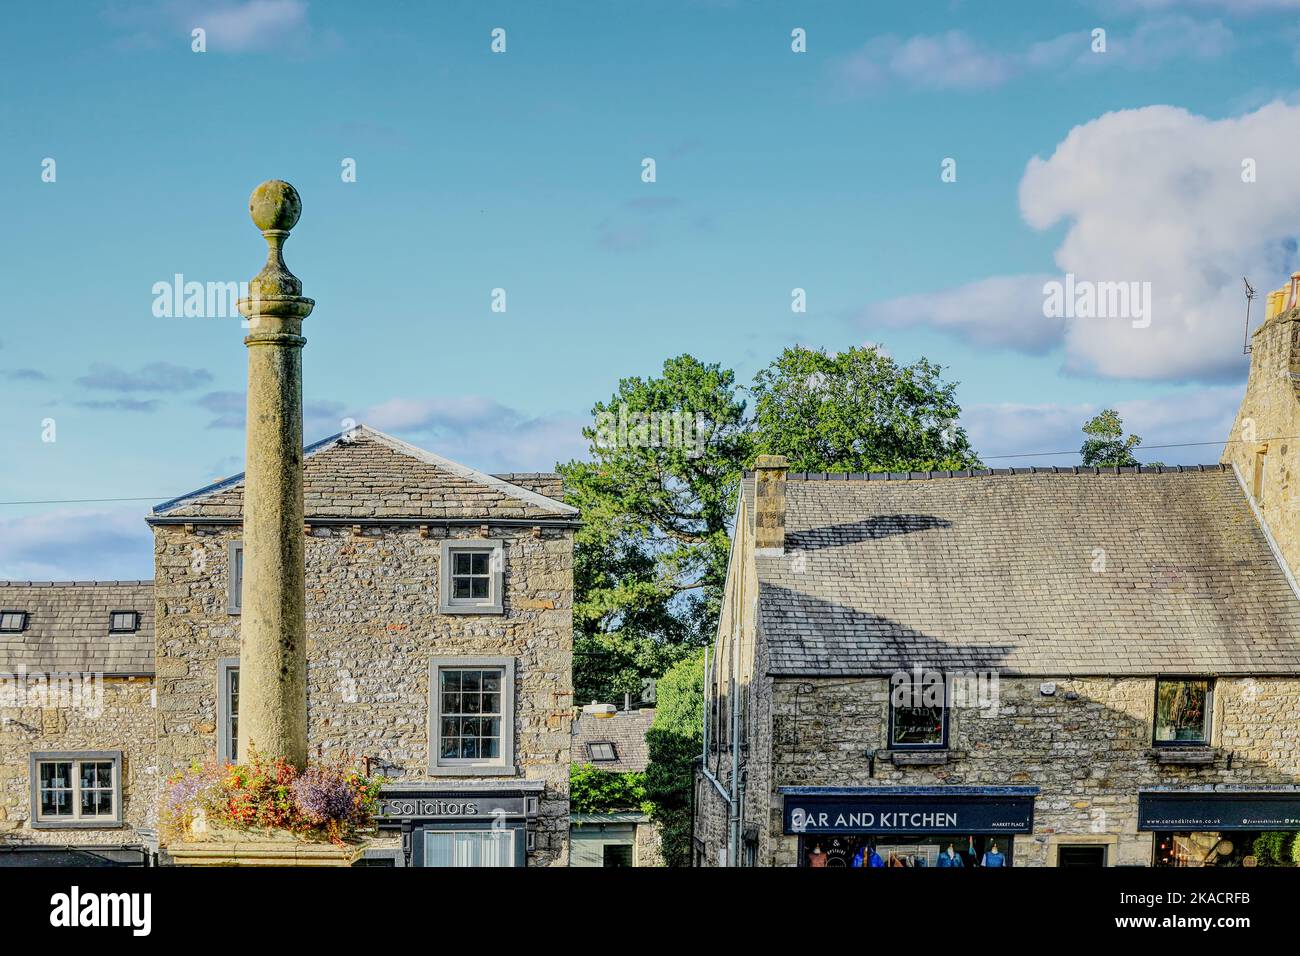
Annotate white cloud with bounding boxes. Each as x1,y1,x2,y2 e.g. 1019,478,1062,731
78,362,211,392
838,31,1016,92
364,397,587,472
837,19,1230,93
864,100,1300,381
192,390,587,471
862,274,1062,353
0,508,154,581
1110,0,1300,11
199,0,308,51
1021,101,1300,380
107,0,316,54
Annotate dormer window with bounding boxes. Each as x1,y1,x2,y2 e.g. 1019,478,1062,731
0,611,27,633
587,741,618,762
108,611,139,634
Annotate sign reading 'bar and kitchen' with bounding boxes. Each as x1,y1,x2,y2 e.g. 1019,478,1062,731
782,794,1035,835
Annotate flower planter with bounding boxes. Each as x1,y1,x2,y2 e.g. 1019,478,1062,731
167,822,365,866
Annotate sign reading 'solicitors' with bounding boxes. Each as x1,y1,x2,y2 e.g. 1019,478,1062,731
49,886,150,937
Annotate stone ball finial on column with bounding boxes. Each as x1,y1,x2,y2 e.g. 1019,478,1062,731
243,180,313,306
249,179,302,232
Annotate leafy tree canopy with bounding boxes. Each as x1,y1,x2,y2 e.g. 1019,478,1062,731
1080,408,1159,467
750,345,981,473
570,764,652,815
559,356,752,702
561,346,981,703
644,651,705,867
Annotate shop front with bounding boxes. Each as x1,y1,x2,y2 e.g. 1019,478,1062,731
781,786,1037,868
1139,789,1300,867
374,782,544,867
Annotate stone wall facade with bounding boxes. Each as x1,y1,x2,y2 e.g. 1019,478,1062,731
1223,302,1300,575
697,673,1300,867
0,676,157,846
153,520,574,866
635,819,664,867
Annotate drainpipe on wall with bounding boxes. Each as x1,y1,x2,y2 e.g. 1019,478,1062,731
727,666,741,866
699,647,734,859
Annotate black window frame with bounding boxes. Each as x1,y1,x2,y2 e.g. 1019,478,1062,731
0,610,28,633
587,741,618,762
108,610,139,634
887,674,950,750
1152,676,1213,747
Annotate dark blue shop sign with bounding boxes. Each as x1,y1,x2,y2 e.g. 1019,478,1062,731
376,789,536,822
780,787,1037,835
1138,791,1300,831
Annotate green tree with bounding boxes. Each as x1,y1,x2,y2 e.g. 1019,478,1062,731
1252,831,1300,866
569,764,652,815
559,356,752,703
750,344,981,472
1079,408,1156,467
644,650,705,867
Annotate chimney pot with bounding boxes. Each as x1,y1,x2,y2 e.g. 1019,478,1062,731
753,455,790,555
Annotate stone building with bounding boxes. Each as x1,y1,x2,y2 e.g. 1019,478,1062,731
696,280,1300,868
1,425,577,867
0,581,156,864
569,706,662,866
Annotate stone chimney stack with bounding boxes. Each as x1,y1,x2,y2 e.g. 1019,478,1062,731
1224,272,1300,579
753,455,790,556
236,180,314,770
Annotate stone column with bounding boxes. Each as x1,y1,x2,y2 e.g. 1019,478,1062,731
236,181,314,769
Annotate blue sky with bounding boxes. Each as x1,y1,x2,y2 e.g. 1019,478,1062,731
4,0,1300,578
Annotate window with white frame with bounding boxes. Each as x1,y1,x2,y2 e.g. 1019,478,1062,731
217,658,240,763
227,541,244,614
439,540,504,614
30,752,122,828
429,657,515,775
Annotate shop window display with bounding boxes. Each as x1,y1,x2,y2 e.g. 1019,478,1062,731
1154,831,1291,867
800,834,1012,868
1153,679,1211,744
889,673,947,748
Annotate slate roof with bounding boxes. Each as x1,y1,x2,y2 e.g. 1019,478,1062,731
0,581,154,675
572,708,655,772
151,426,577,521
753,466,1300,676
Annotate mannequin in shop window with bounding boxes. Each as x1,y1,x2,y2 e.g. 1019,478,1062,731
852,844,884,868
808,844,828,867
937,843,964,867
981,842,1007,868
